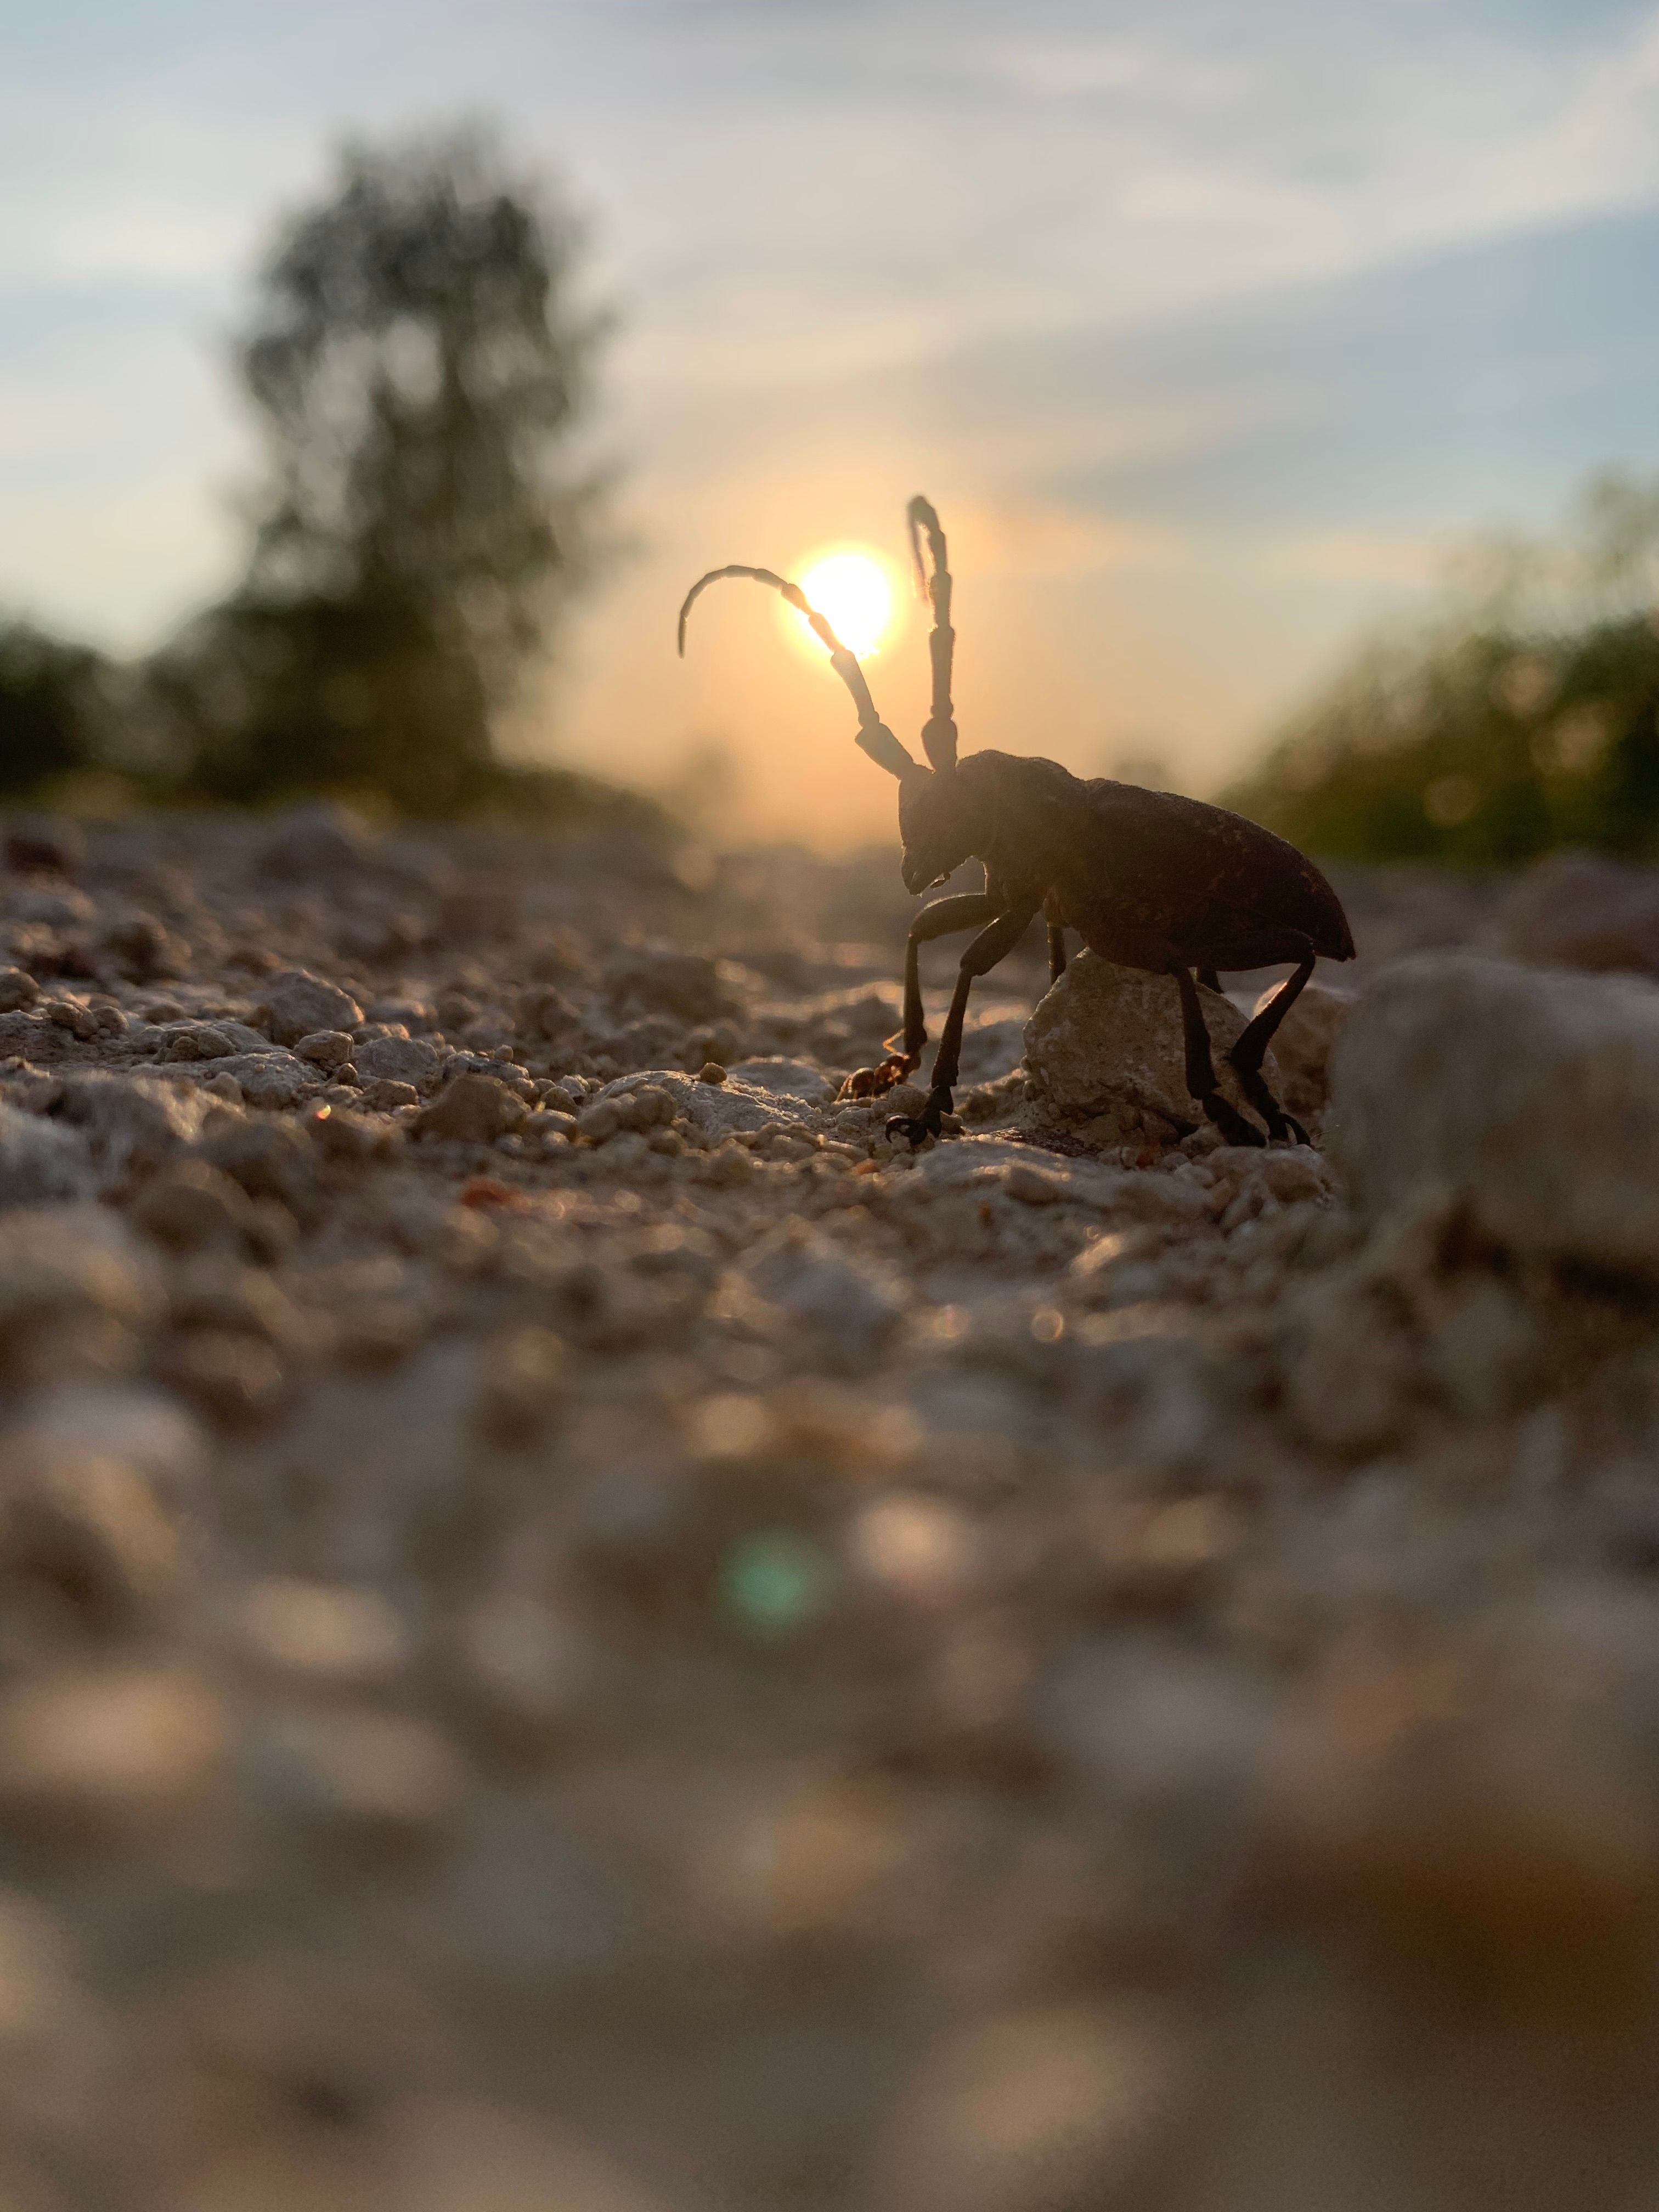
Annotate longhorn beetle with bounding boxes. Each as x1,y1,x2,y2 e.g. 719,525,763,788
679,498,1354,1149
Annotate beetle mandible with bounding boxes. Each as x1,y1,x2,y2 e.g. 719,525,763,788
678,497,1355,1149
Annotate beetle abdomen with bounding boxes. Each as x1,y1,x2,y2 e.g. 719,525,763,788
1068,780,1355,962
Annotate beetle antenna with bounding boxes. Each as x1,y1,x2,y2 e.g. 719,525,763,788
906,496,957,773
676,565,916,779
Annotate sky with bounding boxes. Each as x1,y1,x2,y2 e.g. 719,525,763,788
7,0,1659,843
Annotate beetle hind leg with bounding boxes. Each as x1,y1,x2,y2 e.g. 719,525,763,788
1225,944,1316,1144
1171,964,1264,1147
1231,1066,1306,1147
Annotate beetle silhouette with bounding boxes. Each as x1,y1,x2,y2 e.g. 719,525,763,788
679,497,1354,1149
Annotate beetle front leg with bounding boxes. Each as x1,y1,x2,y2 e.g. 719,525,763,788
839,893,996,1100
888,895,1042,1146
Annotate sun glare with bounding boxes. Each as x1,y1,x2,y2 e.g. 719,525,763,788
794,551,893,659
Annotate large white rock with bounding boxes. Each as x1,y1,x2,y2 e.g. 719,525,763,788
1023,952,1273,1147
1330,951,1659,1275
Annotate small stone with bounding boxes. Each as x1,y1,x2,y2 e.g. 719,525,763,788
850,1493,980,1606
103,913,183,983
163,1023,233,1060
167,1252,306,1346
415,1074,527,1143
230,1578,410,1690
0,968,39,1013
304,1104,402,1167
439,882,518,941
714,1221,901,1373
44,997,96,1039
14,883,91,926
871,2000,1193,2212
472,1327,569,1445
132,1161,258,1251
294,1029,353,1071
0,1102,93,1205
517,985,579,1041
577,1100,620,1142
603,944,736,1024
1286,1283,1420,1455
258,968,364,1048
697,1062,727,1085
884,1081,928,1119
255,1708,467,1845
256,802,370,879
0,1664,224,1840
355,1032,443,1092
0,1206,158,1383
4,814,82,874
52,1068,211,1183
199,1051,311,1110
0,1448,180,1637
1003,1161,1064,1205
197,1115,319,1216
458,1594,596,1751
360,1078,420,1113
160,1329,285,1428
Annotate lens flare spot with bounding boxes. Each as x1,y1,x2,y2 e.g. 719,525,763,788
717,1531,832,1637
795,552,893,659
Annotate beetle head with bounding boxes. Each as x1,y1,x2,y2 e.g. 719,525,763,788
899,762,980,893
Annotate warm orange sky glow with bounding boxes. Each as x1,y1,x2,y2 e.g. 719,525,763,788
12,3,1659,850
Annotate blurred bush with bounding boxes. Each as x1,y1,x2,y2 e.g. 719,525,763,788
1227,472,1659,864
0,619,112,797
145,121,624,823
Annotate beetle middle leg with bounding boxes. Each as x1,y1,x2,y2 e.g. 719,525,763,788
839,892,997,1100
1046,894,1068,986
888,894,1042,1146
1170,963,1265,1147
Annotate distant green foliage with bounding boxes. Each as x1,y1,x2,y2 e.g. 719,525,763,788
154,122,610,817
1227,472,1659,864
0,620,110,795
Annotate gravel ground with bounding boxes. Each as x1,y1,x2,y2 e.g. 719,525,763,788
4,803,1659,2209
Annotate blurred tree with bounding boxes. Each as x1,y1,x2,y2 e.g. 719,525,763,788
158,122,607,815
0,618,111,795
1227,471,1659,864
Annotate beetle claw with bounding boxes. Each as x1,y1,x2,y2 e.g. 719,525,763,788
1204,1096,1266,1148
887,1084,951,1149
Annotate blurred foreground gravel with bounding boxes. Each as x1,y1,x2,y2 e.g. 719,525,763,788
5,804,1659,2207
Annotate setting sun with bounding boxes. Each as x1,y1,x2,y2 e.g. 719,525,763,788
793,551,893,659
